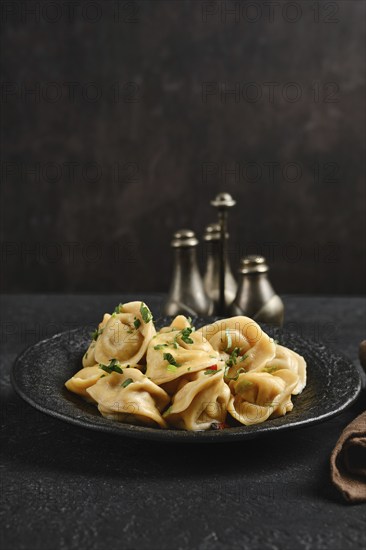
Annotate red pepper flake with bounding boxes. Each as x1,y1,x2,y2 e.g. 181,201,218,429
209,365,217,370
211,422,229,430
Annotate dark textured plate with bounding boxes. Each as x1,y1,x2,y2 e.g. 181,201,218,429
11,318,362,443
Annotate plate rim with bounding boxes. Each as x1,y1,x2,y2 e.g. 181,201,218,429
11,324,362,443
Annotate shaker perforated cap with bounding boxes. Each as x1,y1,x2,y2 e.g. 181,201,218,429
239,255,268,274
171,229,199,247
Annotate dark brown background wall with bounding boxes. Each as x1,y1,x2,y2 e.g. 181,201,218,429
1,0,365,294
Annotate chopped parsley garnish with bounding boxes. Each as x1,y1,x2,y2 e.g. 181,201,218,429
166,364,178,372
204,366,218,375
263,365,279,374
163,406,172,417
224,366,246,381
171,337,179,349
99,358,123,374
114,303,124,313
163,353,180,367
187,316,193,326
226,348,248,368
181,327,194,344
133,317,141,329
154,343,169,350
225,347,241,367
91,327,103,341
225,329,232,351
140,302,153,323
121,378,134,388
100,374,106,378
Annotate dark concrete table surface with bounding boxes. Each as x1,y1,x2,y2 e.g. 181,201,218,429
1,294,365,550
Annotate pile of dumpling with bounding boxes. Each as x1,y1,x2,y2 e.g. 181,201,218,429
65,301,307,431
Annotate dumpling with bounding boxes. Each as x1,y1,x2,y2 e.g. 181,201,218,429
163,366,230,431
228,369,299,426
262,344,306,395
160,315,191,332
198,316,276,378
93,301,156,366
145,318,219,386
65,365,108,401
82,313,111,367
86,368,170,428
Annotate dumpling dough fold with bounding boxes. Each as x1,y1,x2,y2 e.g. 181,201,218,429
198,316,276,377
65,365,107,401
228,369,298,426
146,317,219,386
164,367,230,431
262,345,306,394
87,368,169,428
91,301,155,366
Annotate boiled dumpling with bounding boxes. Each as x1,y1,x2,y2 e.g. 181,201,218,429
65,365,108,401
146,318,219,386
198,316,276,379
86,368,169,428
163,366,230,431
93,301,155,366
228,369,298,426
82,313,111,367
262,345,306,395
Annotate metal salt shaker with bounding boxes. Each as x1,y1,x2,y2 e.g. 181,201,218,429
230,255,284,327
210,192,236,315
163,229,214,317
203,223,237,312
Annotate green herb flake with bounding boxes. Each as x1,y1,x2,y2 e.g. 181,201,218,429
140,302,153,323
133,317,141,330
99,358,123,374
225,329,232,351
163,406,172,417
163,353,180,367
263,365,279,374
224,366,247,381
91,328,103,341
204,369,217,375
114,303,124,314
121,378,134,388
100,374,106,378
154,343,169,350
181,327,194,344
187,367,191,371
167,364,178,372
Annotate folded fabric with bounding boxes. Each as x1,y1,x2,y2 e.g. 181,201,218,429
330,411,366,503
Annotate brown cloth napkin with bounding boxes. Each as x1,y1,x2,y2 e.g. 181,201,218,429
330,411,366,503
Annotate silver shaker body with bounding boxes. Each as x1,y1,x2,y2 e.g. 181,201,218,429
203,223,237,312
230,255,284,327
164,229,214,317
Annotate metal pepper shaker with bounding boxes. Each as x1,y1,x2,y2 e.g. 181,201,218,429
230,255,284,327
210,192,236,315
203,223,237,312
163,229,214,317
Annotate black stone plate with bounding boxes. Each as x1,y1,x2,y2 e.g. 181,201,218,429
11,318,362,443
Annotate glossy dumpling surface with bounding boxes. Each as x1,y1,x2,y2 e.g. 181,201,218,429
163,367,230,431
93,301,155,366
86,368,169,428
